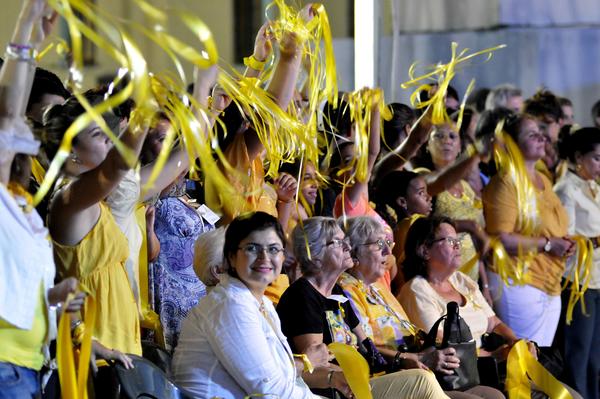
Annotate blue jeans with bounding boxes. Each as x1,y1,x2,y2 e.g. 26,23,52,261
563,287,600,399
0,362,40,399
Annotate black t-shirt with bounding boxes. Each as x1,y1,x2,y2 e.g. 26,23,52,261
277,277,360,352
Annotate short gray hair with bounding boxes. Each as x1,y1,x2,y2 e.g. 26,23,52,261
292,217,339,276
485,84,522,111
193,227,226,287
341,216,383,256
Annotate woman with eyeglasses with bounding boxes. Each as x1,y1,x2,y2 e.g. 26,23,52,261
277,216,450,399
398,217,525,359
341,216,504,399
482,114,573,347
399,217,582,398
172,212,331,399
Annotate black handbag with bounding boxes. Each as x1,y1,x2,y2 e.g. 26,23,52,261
424,301,480,391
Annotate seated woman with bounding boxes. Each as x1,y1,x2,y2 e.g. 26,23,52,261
172,212,332,399
340,216,504,399
398,217,581,398
277,216,450,399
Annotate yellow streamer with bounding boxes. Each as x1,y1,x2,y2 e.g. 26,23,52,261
328,343,372,399
401,42,505,130
57,290,96,399
506,340,572,399
562,235,593,325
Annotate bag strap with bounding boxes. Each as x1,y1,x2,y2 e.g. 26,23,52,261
424,314,446,347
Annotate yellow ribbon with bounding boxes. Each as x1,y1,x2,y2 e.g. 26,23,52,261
562,235,593,325
57,290,96,399
506,340,572,399
401,42,505,130
293,353,314,374
328,342,372,399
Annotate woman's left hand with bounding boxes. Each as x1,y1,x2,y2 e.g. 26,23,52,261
303,343,330,368
421,347,460,375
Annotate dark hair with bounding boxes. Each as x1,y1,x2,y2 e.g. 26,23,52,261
373,170,420,227
502,113,538,143
474,107,515,140
322,96,352,145
451,106,476,151
223,211,286,276
26,67,70,113
557,127,600,163
467,87,490,113
402,216,455,281
523,89,563,123
382,103,415,150
558,97,572,108
591,100,600,122
41,89,121,161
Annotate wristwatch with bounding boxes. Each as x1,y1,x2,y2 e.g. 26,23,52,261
543,237,552,253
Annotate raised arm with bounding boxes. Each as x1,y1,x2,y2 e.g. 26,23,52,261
241,14,309,161
0,0,53,183
138,65,218,201
49,116,150,245
425,152,481,197
344,94,381,206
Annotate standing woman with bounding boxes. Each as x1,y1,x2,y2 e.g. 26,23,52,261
553,127,600,399
482,114,574,346
45,90,149,357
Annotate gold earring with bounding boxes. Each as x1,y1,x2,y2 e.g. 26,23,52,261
71,154,80,164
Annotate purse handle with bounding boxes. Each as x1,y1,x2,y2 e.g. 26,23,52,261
424,301,464,348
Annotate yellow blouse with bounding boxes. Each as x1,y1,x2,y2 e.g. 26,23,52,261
338,273,415,350
53,203,142,355
434,180,485,281
205,134,277,224
483,173,569,295
0,283,47,370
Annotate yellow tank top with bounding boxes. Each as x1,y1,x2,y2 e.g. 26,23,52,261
0,283,47,370
53,203,141,355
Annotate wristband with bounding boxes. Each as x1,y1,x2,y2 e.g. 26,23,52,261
6,43,37,62
243,54,266,71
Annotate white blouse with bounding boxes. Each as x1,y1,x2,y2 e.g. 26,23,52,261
398,272,495,347
171,275,318,399
554,169,600,289
0,184,55,332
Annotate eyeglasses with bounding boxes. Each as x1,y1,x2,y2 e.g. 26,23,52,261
238,243,285,257
327,237,351,249
361,239,394,251
431,237,462,248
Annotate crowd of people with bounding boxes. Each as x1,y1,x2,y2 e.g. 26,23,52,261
1,0,600,398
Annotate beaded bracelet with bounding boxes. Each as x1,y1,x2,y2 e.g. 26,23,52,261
6,42,37,62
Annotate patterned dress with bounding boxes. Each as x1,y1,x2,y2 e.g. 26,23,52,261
151,196,214,351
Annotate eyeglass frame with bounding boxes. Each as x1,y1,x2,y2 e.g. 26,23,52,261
237,243,285,257
429,236,462,248
326,237,351,249
360,238,394,251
